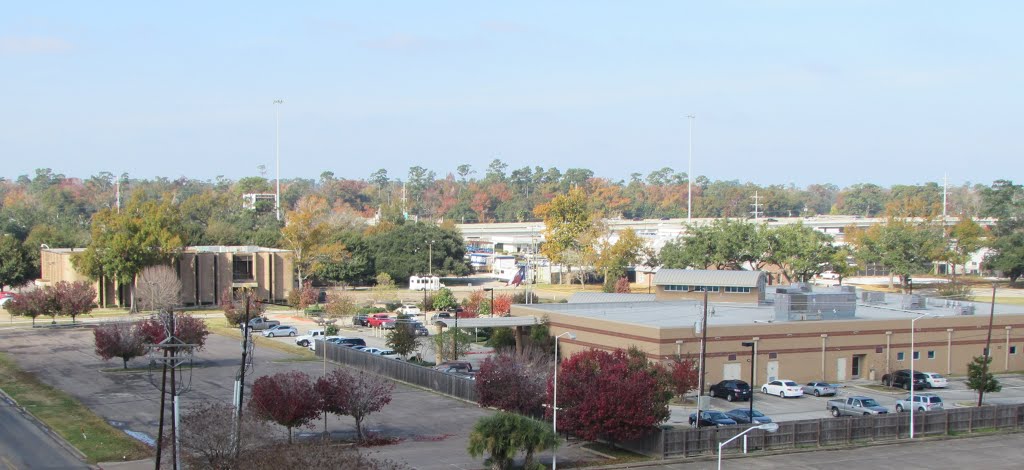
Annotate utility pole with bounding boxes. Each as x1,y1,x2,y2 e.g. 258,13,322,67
750,191,763,220
231,291,255,458
978,283,996,407
696,290,709,427
274,99,284,221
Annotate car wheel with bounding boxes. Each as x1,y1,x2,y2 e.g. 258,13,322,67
762,387,768,394
299,340,308,347
918,407,926,412
289,332,296,336
269,333,276,338
727,393,735,402
883,378,891,387
904,382,911,391
896,405,904,413
814,390,821,397
831,407,841,417
779,391,785,398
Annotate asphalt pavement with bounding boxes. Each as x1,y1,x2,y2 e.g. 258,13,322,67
0,392,89,469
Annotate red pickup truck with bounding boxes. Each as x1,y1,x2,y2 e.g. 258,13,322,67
366,313,392,328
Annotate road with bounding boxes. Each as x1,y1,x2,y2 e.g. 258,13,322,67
0,394,88,469
632,433,1024,469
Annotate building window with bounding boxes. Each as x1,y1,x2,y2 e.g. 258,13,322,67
728,354,737,361
875,346,884,354
912,351,920,360
897,352,905,361
983,348,989,356
768,352,778,359
232,255,254,281
665,285,689,292
725,286,751,293
693,285,720,292
1011,346,1017,355
927,350,935,359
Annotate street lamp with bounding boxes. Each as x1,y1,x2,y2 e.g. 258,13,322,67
428,240,435,276
687,113,695,224
742,341,756,421
273,99,284,221
910,313,936,439
553,331,576,470
717,422,779,470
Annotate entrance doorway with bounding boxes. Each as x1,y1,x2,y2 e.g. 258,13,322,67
852,355,865,379
766,361,779,382
723,363,741,380
836,357,847,382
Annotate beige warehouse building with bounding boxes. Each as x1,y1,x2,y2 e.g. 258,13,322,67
39,246,294,307
512,283,1024,386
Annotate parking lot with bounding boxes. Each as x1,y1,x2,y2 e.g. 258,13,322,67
667,375,1024,426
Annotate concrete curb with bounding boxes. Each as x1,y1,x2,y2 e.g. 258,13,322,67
0,386,97,469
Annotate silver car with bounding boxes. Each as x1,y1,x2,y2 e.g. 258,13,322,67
262,325,297,337
896,393,943,412
802,382,838,397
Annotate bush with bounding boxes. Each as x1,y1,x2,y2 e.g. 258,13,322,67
467,412,557,470
937,282,972,301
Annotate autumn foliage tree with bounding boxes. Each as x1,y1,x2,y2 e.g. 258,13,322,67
137,313,210,350
669,354,700,398
94,321,149,369
5,287,55,326
316,369,395,441
476,349,553,416
249,371,322,443
221,287,266,326
51,280,96,323
549,349,671,443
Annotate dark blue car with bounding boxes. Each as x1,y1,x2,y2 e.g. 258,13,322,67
725,408,773,424
689,410,738,427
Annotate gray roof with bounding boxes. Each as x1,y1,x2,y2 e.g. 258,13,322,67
569,293,657,303
654,269,763,288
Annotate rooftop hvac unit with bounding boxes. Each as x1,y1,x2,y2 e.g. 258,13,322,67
954,305,976,316
900,294,926,310
861,292,886,303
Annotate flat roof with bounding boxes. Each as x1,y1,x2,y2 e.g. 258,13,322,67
515,293,1023,329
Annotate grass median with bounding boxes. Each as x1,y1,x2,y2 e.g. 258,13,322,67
0,352,151,463
205,317,316,359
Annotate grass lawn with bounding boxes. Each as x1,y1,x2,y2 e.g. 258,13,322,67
0,353,152,463
204,317,315,359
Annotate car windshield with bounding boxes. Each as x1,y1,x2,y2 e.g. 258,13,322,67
930,374,944,379
861,399,880,407
734,382,750,389
706,411,725,419
750,410,764,417
783,381,798,386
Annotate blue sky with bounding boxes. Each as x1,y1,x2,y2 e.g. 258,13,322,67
2,1,1020,187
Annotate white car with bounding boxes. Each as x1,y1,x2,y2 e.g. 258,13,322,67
374,349,401,359
921,372,948,389
262,325,297,338
400,304,421,316
761,379,804,398
361,347,384,355
308,336,341,351
295,329,325,347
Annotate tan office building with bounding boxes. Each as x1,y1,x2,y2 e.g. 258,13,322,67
512,287,1024,386
39,246,294,307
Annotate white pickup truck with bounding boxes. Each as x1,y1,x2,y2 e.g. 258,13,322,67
294,329,325,348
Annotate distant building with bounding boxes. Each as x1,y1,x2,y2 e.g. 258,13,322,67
653,269,766,303
39,246,293,307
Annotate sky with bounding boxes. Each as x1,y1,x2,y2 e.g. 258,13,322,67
2,1,1021,188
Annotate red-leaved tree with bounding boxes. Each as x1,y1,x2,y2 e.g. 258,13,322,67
249,371,321,443
614,277,631,293
5,288,50,326
491,294,513,316
548,349,671,443
221,287,266,326
52,280,97,324
476,349,552,416
316,369,394,442
94,321,149,369
669,354,699,398
137,313,210,350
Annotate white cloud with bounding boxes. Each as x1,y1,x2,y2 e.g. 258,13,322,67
0,36,73,55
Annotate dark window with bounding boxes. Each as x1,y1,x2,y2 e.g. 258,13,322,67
728,354,737,361
927,350,935,359
897,352,905,361
768,352,778,359
1011,346,1018,355
875,346,884,353
233,255,254,280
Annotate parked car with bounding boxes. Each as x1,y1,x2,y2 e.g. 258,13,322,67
895,393,944,412
366,313,392,328
0,292,18,307
802,382,838,397
828,396,888,417
247,317,280,331
295,329,325,347
352,314,369,326
761,380,804,398
394,320,430,336
380,319,398,329
921,372,948,389
374,349,401,359
411,323,430,336
725,408,772,424
689,410,737,427
399,304,421,316
881,369,927,390
361,347,383,354
709,380,752,402
261,325,297,337
430,312,453,325
448,371,477,381
309,336,342,351
334,337,366,348
434,361,473,373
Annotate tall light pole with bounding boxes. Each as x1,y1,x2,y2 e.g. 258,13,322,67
717,423,778,470
428,240,435,276
910,313,936,439
742,341,755,422
687,114,695,224
553,331,576,470
273,99,284,221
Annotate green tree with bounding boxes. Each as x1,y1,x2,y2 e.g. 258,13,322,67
365,222,468,283
385,324,420,359
985,232,1024,284
72,196,184,311
372,273,397,303
946,217,986,280
432,329,473,362
966,355,1001,406
535,188,601,285
467,412,557,470
770,222,836,282
846,219,944,290
596,228,645,287
431,287,458,312
0,235,32,290
280,195,347,286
